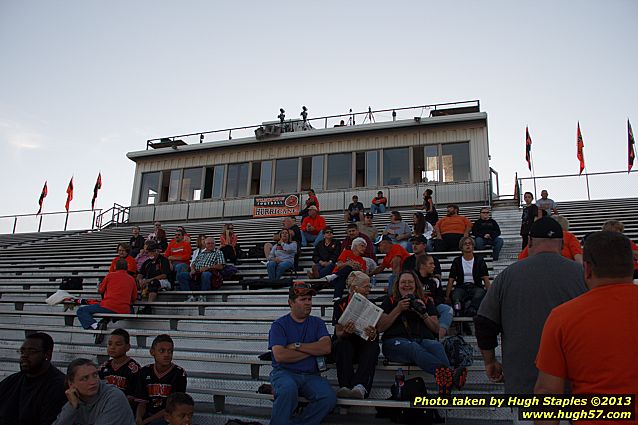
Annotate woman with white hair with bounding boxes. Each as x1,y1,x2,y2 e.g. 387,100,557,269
332,271,380,399
324,237,368,301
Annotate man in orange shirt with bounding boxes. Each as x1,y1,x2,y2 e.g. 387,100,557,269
371,236,410,293
77,259,137,332
433,204,472,252
300,206,326,247
602,219,638,281
535,231,638,424
165,230,193,275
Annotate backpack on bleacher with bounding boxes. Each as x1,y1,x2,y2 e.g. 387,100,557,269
442,335,474,368
59,277,83,290
376,376,434,424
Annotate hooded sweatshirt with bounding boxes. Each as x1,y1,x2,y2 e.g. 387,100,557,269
52,381,135,425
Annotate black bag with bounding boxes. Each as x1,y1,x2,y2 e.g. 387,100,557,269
59,277,83,290
376,377,434,424
244,278,292,290
247,244,265,258
442,335,474,369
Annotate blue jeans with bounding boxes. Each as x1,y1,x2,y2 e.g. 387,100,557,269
267,260,294,280
382,337,449,375
270,367,337,425
475,236,504,260
173,262,189,275
370,204,386,214
176,271,215,291
452,286,487,313
77,305,116,329
315,262,334,278
301,231,324,247
437,304,453,331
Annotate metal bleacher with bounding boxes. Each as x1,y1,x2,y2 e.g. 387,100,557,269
0,197,636,424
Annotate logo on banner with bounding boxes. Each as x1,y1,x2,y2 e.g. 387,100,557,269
253,194,301,218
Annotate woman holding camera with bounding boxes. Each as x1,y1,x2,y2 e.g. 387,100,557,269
377,270,449,375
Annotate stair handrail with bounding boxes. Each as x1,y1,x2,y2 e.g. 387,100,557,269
95,203,129,230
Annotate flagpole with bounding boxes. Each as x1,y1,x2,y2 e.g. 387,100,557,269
64,212,69,231
38,215,43,232
530,152,538,200
584,169,591,200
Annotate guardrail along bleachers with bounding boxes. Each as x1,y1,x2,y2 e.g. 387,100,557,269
1,198,636,424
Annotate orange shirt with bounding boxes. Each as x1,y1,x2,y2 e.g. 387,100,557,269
536,283,638,424
165,240,193,264
436,215,471,235
518,231,582,260
98,270,138,314
109,256,137,275
631,240,638,271
380,244,410,269
301,215,326,235
333,250,367,273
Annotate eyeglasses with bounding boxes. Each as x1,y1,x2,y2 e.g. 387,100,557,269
480,211,490,214
324,230,333,234
17,348,43,356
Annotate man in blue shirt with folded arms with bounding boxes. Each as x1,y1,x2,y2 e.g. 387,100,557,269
268,282,336,425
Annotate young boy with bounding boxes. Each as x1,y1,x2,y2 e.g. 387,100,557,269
136,334,187,425
98,328,141,408
164,392,194,425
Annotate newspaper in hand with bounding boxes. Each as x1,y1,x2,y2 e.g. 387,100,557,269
337,292,383,340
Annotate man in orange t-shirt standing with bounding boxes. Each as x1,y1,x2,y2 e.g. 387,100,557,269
433,204,472,252
535,231,638,424
300,206,326,247
165,229,192,275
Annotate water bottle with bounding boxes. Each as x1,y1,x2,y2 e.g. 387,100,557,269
395,367,405,399
453,302,462,317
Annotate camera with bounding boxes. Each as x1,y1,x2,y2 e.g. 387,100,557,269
405,294,428,316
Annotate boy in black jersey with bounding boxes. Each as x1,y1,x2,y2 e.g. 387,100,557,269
136,334,187,425
99,328,141,409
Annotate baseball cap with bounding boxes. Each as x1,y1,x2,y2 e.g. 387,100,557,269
288,281,317,299
364,212,373,218
307,205,318,211
146,241,160,251
409,235,428,244
375,235,392,245
529,217,563,239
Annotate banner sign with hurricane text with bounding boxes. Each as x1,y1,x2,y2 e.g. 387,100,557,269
253,194,301,218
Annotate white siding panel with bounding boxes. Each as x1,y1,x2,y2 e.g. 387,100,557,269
129,205,155,223
188,200,224,220
223,198,253,217
155,203,188,221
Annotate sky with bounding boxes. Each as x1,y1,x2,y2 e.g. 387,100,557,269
1,0,637,233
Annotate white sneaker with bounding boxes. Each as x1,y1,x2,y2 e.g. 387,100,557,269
336,387,351,398
185,295,196,302
260,261,268,266
324,274,338,282
350,384,366,399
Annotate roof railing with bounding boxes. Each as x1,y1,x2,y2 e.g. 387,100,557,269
145,100,481,149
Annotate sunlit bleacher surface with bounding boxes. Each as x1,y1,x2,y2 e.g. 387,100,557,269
0,197,636,424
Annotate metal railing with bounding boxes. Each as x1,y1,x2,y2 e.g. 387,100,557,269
0,208,103,235
145,100,481,149
95,204,129,230
518,169,638,204
128,180,491,223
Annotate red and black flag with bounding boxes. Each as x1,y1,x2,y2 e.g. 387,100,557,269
629,119,635,173
91,173,102,210
37,181,48,215
576,122,585,175
65,177,74,212
525,126,532,171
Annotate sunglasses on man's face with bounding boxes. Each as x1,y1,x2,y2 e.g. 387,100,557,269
324,230,333,234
